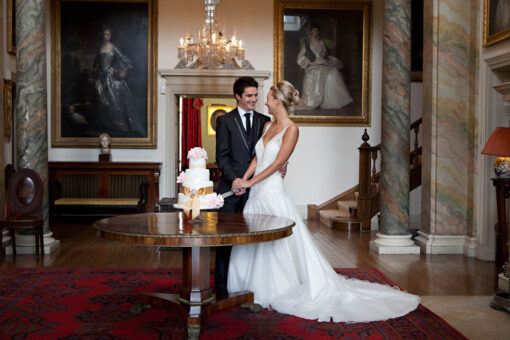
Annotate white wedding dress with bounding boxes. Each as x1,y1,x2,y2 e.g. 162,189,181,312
227,123,420,323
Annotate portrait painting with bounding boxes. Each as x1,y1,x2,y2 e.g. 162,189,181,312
51,0,157,148
274,0,372,126
411,0,423,81
207,105,232,136
483,0,510,46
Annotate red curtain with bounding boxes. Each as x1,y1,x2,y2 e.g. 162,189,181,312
181,98,203,168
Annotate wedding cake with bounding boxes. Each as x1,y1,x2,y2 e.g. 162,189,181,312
175,147,223,210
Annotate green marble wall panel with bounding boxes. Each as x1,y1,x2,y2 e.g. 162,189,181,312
421,0,479,236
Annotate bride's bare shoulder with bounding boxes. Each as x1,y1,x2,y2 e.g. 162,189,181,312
287,123,299,135
283,123,299,141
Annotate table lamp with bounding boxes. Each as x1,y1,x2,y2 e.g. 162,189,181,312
481,127,510,177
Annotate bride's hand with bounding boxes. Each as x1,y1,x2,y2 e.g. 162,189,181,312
236,178,251,189
232,178,243,190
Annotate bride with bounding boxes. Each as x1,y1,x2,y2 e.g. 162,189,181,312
228,80,419,323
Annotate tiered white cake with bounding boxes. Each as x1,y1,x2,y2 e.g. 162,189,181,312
175,147,222,209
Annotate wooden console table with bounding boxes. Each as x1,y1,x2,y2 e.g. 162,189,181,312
493,177,510,290
49,162,161,213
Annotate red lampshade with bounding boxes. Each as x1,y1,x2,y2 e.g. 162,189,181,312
481,127,510,156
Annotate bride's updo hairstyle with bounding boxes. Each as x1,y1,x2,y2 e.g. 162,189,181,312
270,80,299,110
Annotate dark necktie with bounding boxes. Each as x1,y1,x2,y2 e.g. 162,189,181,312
244,113,252,135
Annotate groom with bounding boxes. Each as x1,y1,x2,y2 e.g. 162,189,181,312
215,76,270,298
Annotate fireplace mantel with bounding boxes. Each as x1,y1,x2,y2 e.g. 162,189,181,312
159,69,271,197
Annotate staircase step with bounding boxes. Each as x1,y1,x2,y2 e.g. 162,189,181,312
337,200,357,216
330,216,362,232
319,209,345,227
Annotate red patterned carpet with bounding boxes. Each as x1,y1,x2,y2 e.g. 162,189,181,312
0,268,466,339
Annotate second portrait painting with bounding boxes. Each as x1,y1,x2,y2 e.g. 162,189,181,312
275,1,372,126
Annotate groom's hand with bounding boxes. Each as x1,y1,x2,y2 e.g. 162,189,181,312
232,178,247,195
235,188,246,196
279,162,288,179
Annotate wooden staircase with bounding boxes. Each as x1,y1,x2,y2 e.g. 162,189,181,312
309,118,423,231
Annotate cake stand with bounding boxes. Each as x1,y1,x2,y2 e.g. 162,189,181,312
173,204,218,224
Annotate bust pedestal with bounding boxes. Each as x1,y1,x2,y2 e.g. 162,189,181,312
99,154,111,162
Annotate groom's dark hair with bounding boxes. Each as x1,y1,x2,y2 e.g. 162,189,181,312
233,76,258,100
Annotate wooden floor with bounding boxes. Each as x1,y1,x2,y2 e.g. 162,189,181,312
0,215,496,296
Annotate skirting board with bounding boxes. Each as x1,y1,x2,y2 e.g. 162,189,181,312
5,240,61,255
414,231,476,256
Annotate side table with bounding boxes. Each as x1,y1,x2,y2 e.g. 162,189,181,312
490,177,510,313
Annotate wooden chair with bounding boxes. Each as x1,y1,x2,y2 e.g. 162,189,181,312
4,164,15,188
0,168,44,260
4,164,15,217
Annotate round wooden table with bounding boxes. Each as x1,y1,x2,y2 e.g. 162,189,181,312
94,211,295,339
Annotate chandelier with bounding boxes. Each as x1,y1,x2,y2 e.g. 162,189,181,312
177,0,248,69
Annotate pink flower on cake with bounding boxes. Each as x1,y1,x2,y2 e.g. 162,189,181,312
208,194,224,209
176,171,187,183
188,147,208,160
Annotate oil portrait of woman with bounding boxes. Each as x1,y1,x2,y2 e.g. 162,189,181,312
53,0,157,148
275,1,372,126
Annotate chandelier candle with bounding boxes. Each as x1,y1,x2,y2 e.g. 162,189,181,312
177,0,245,68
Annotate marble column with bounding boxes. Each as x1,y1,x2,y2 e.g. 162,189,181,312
9,0,59,255
370,0,419,254
416,0,479,255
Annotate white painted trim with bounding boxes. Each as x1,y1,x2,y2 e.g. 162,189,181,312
415,231,477,256
4,232,60,255
464,236,477,258
485,53,510,70
159,69,271,198
475,52,510,261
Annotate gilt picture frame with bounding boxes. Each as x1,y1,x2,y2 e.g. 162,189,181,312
7,0,15,55
51,0,158,148
207,105,232,136
483,0,510,46
274,0,372,126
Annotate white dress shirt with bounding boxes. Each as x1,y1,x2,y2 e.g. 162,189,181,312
237,107,253,131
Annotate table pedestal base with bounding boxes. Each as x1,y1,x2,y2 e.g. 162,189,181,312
136,246,254,339
138,291,254,338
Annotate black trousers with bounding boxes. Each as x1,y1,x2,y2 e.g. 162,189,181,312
214,192,249,295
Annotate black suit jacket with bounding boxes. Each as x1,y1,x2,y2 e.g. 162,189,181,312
216,108,270,194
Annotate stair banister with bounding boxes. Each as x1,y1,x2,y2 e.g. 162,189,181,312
357,129,373,230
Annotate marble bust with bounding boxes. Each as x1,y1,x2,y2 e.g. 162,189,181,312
99,133,111,155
